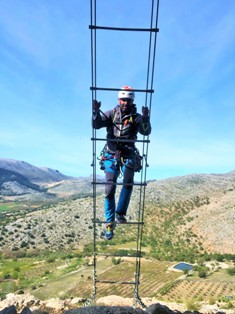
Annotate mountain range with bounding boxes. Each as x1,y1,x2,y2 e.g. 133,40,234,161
0,158,72,184
0,158,101,201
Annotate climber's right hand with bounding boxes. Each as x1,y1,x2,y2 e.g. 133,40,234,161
92,100,101,112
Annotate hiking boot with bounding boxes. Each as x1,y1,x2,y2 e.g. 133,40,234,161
116,213,127,224
105,224,114,240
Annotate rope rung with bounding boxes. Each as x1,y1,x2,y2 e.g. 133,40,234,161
96,279,137,285
94,220,144,225
91,137,150,144
95,252,142,258
89,25,159,33
90,87,154,93
92,181,147,187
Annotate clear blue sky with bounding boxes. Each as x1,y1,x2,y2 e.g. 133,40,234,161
0,0,234,180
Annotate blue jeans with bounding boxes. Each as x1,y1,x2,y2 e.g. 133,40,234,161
103,152,136,222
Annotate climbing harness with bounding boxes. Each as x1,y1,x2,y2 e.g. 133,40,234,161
98,145,143,173
87,0,160,308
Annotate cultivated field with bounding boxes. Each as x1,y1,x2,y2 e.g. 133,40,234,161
6,254,231,305
161,278,235,303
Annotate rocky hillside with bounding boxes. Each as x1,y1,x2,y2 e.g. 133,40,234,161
0,196,102,253
0,158,234,256
0,168,43,194
0,168,235,257
143,172,235,255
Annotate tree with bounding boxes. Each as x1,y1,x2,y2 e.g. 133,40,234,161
198,270,207,278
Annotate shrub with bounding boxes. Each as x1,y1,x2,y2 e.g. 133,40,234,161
225,302,234,309
83,244,93,256
184,298,201,311
112,257,122,265
14,266,20,272
3,273,11,279
198,270,207,278
208,296,216,305
20,241,28,248
226,267,235,276
28,232,35,239
12,272,19,279
213,254,225,262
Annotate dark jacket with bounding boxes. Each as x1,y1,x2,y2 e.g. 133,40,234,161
92,104,151,153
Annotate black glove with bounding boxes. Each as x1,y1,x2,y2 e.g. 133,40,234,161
92,100,101,112
142,106,149,117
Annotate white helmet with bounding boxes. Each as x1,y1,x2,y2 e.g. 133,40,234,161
118,86,135,100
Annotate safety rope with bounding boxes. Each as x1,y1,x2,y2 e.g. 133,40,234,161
87,0,97,305
134,0,160,306
87,0,160,308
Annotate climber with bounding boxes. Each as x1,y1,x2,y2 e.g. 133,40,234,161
92,86,151,240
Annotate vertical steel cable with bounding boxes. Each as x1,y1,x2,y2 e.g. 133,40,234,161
145,0,155,107
134,0,160,305
87,0,97,306
134,0,156,299
149,0,160,115
134,0,156,294
143,0,160,187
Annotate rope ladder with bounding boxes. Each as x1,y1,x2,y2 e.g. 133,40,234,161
86,0,160,307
